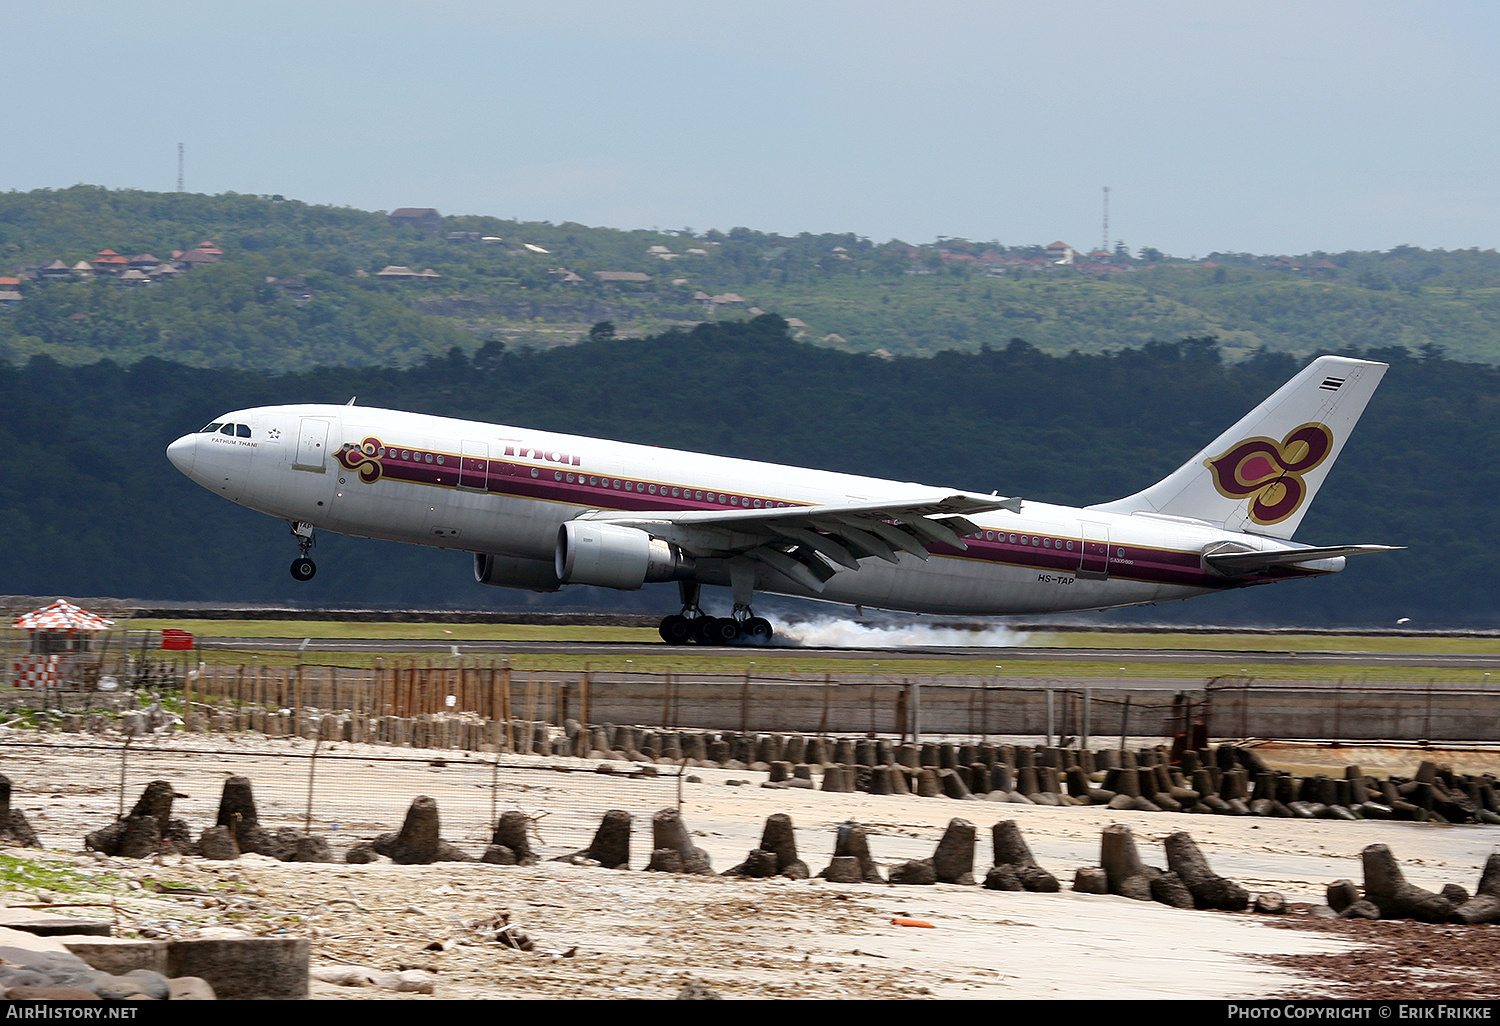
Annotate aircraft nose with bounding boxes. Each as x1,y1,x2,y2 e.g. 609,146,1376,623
166,434,197,476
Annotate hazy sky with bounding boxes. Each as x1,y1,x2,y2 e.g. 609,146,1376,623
7,2,1498,256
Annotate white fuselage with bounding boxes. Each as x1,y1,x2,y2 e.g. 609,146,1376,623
167,404,1328,615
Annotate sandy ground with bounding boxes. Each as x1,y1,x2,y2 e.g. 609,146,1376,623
1,730,1497,1000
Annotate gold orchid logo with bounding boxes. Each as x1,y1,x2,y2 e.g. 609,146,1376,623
335,436,385,483
1204,423,1334,525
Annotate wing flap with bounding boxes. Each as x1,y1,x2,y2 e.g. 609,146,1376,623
577,492,1020,574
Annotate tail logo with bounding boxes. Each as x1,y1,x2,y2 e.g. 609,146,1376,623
1205,423,1333,525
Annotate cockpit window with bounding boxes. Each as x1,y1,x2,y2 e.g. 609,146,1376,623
219,424,235,436
200,422,222,433
236,424,251,438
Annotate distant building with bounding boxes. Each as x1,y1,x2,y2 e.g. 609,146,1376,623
389,207,442,230
594,271,652,283
175,248,219,268
93,250,128,274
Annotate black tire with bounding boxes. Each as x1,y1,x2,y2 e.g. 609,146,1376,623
659,615,693,645
290,557,317,581
707,617,741,645
743,617,773,644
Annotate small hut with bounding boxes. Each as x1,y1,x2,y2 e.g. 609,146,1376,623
12,600,114,688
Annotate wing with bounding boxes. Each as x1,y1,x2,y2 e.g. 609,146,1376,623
574,493,1022,593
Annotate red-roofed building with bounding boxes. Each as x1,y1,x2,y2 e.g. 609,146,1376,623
93,250,128,274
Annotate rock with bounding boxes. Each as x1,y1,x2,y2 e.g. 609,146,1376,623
1150,871,1195,909
822,856,863,883
1163,831,1249,911
1100,824,1155,901
1255,892,1287,915
932,819,976,885
726,813,808,879
196,825,239,861
371,796,471,864
649,809,712,875
1072,867,1109,895
1339,899,1382,920
817,821,884,884
1326,879,1360,913
992,820,1059,892
490,810,539,866
984,864,1025,891
888,858,937,885
1361,844,1454,923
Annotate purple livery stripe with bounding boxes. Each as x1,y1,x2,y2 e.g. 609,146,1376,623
334,437,1304,591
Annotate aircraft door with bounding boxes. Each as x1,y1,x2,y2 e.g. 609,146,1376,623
1078,522,1110,579
459,441,488,490
294,418,330,472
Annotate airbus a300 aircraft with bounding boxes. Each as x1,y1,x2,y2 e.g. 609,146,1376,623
167,355,1396,644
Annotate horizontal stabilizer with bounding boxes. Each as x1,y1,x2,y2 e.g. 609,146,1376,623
1205,543,1402,573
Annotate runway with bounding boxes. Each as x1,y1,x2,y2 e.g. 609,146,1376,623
193,635,1500,670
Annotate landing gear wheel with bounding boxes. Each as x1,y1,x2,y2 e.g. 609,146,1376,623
706,617,741,646
692,616,719,645
659,615,693,645
742,617,773,644
290,557,317,582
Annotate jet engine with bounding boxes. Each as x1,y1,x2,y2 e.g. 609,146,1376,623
473,552,563,592
554,522,695,590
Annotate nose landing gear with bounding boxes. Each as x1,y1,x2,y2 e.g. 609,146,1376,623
289,521,316,581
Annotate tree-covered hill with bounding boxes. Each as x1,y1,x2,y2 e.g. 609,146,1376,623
1,319,1490,627
5,186,1500,369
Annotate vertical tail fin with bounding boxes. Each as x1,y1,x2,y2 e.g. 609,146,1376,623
1088,355,1387,539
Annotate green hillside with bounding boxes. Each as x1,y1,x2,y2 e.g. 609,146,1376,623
4,186,1500,369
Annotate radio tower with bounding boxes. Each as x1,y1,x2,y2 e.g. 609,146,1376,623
177,143,184,193
1104,186,1116,255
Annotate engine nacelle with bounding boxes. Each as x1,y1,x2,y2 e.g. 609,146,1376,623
473,552,563,592
555,522,695,590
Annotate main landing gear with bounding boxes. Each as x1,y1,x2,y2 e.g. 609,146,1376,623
289,521,316,581
658,580,773,646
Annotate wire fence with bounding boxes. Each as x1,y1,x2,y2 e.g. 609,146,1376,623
0,737,684,862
